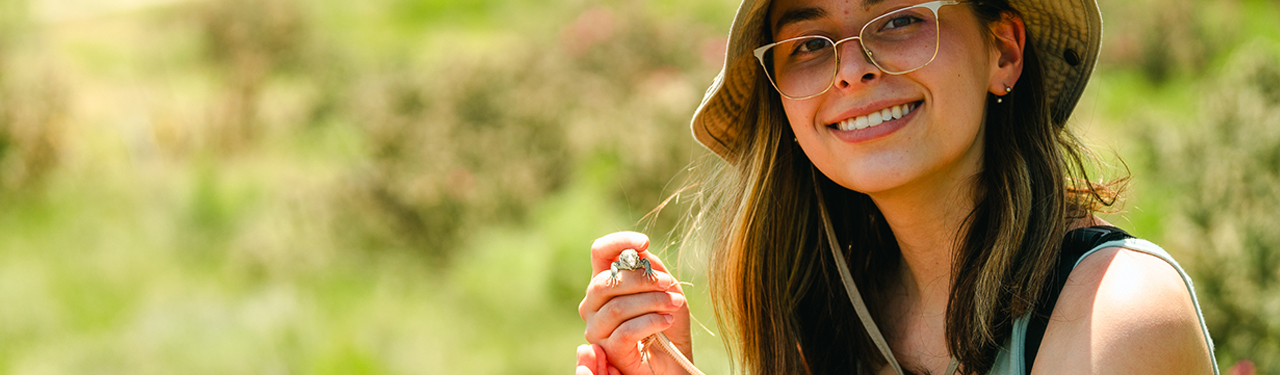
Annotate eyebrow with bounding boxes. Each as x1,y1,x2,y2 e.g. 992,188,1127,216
772,0,891,33
773,7,827,33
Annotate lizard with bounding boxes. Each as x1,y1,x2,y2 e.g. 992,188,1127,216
608,249,706,375
609,248,656,286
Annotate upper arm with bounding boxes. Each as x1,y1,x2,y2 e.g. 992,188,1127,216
1030,247,1214,375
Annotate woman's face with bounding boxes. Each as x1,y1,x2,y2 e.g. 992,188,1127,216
769,0,1005,195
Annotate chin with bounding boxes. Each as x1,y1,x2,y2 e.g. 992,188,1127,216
814,156,914,195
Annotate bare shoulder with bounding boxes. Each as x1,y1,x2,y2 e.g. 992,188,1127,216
1030,246,1215,375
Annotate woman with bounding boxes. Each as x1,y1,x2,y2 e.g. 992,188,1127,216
577,0,1219,373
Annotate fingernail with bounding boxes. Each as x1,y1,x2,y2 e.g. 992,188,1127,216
663,314,674,323
670,292,686,307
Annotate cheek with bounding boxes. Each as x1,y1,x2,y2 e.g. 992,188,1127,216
782,99,818,135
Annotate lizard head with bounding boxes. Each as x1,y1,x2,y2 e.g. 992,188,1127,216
619,249,640,269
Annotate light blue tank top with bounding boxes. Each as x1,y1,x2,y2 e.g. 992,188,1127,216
985,238,1220,374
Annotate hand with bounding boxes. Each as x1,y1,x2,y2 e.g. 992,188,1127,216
578,231,693,375
575,343,619,375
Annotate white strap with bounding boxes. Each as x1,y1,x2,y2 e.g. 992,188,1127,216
812,179,905,375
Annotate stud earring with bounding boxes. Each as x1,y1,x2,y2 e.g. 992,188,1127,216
995,85,1012,103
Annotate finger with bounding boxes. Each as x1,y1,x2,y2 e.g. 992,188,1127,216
591,344,609,374
590,232,650,273
602,312,677,351
594,313,678,374
576,344,598,374
584,290,687,342
580,269,682,321
575,366,592,375
607,366,621,375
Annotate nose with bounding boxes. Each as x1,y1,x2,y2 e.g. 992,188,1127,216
833,39,881,90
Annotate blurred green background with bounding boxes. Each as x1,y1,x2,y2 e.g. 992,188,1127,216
0,0,1276,373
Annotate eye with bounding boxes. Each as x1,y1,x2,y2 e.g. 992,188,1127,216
881,14,923,30
790,37,832,56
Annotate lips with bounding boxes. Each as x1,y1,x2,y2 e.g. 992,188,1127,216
831,101,920,131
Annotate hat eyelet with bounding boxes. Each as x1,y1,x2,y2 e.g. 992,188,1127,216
1064,49,1081,66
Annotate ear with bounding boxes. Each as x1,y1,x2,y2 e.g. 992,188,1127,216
988,12,1026,96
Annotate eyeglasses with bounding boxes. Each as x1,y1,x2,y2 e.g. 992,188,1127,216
753,0,961,100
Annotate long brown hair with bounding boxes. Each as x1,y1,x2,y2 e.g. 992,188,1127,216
687,0,1124,373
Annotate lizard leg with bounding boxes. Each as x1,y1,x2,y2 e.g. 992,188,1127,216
640,335,658,375
640,259,656,283
609,262,621,287
639,335,656,363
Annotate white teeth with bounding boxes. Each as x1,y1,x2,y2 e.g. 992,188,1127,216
833,102,919,131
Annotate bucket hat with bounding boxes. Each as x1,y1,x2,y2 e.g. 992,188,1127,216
691,0,1103,162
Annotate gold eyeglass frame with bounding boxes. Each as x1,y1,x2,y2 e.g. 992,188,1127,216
752,0,962,100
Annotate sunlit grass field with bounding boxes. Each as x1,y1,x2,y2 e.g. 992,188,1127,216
0,0,1277,373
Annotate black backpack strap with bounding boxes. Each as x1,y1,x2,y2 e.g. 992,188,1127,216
1023,226,1133,374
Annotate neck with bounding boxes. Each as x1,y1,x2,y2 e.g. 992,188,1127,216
869,168,980,310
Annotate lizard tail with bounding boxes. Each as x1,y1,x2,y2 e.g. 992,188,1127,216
650,333,705,375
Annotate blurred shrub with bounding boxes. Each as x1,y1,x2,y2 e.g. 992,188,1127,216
1100,0,1237,85
1137,42,1280,372
0,2,64,192
334,3,717,263
198,0,309,152
0,70,65,192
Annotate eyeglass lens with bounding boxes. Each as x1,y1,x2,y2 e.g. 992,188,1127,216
761,5,940,99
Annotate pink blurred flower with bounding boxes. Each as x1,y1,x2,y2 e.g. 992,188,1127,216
560,6,617,57
1228,360,1256,375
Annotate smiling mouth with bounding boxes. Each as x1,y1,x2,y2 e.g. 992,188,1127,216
829,101,922,131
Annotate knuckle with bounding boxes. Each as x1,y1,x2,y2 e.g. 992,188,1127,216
607,324,633,343
585,276,609,296
598,337,633,360
611,321,644,343
584,320,611,343
597,300,622,321
595,336,617,353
